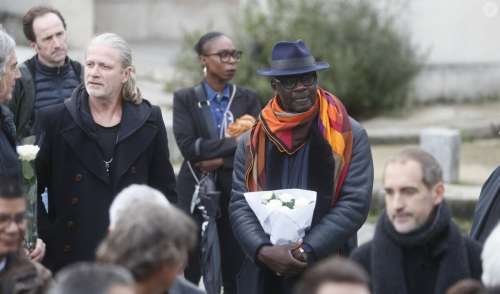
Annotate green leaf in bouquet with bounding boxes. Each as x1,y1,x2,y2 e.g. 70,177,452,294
283,199,295,209
21,160,34,180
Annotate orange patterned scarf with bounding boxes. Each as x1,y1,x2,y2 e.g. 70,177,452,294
245,88,353,205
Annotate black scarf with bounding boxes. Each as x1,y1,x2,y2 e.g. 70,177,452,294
371,203,472,294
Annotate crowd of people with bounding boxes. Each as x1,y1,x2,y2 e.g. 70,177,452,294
1,4,500,294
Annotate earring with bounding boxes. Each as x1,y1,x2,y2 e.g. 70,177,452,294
203,66,207,77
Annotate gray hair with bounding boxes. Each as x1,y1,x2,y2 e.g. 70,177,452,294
384,147,443,189
96,202,197,282
88,33,142,104
49,262,134,294
482,223,500,287
109,184,170,230
0,29,16,81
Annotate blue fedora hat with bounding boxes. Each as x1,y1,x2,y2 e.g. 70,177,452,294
257,40,329,77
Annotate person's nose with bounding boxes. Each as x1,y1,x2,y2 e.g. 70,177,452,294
53,37,62,49
4,220,21,234
392,193,405,211
87,66,100,77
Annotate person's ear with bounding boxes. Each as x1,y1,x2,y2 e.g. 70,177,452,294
432,182,445,205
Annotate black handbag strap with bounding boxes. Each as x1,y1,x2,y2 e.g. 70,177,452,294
194,84,218,139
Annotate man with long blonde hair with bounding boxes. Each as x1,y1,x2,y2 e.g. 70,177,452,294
36,33,177,272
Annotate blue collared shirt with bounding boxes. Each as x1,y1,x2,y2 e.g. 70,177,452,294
203,81,232,137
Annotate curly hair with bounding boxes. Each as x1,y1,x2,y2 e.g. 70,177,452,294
96,202,197,281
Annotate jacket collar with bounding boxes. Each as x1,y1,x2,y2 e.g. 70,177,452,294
64,84,152,143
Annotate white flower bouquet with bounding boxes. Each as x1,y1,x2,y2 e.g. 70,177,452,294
17,144,40,251
244,189,316,245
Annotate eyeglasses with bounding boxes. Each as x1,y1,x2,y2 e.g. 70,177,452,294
273,73,317,90
204,50,243,63
0,212,26,230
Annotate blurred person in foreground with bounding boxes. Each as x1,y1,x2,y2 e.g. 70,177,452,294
0,175,50,294
446,279,484,294
48,262,135,294
229,39,373,294
97,184,203,294
481,223,500,288
9,6,83,142
351,147,482,294
35,32,177,272
0,28,22,176
294,257,370,294
173,31,260,293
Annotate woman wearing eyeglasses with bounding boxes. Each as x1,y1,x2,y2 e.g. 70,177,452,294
173,32,261,294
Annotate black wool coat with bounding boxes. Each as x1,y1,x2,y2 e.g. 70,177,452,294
471,166,500,243
351,204,482,294
36,86,177,272
0,105,20,176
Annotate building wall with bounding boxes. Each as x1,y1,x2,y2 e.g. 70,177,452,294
94,0,240,41
0,0,94,48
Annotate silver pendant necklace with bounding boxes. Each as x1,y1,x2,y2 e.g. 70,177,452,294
104,158,113,174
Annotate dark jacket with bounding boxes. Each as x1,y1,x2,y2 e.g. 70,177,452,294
168,277,206,294
351,203,482,294
173,83,261,212
173,83,260,289
36,85,177,272
0,104,20,176
9,55,83,142
229,118,373,294
471,166,500,243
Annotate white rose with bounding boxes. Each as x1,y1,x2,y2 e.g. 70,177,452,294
262,192,274,201
17,145,40,161
278,192,293,203
295,197,311,209
266,199,283,211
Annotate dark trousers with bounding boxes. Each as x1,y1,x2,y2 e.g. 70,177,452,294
184,171,244,294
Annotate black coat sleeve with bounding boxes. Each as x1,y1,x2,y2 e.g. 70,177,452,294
303,119,373,259
172,88,238,162
148,106,177,203
229,132,272,262
470,166,500,241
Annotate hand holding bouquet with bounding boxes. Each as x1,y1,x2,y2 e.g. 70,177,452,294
244,189,316,245
226,114,256,138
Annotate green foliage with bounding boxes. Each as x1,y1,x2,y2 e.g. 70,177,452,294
167,0,423,119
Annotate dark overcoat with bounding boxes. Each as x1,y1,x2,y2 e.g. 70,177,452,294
471,166,500,242
229,118,373,294
35,86,177,272
173,82,260,288
173,83,261,212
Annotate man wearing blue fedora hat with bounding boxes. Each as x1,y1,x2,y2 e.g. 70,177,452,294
229,40,373,294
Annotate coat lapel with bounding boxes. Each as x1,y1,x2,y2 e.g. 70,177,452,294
61,125,109,184
112,123,158,183
193,84,218,139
